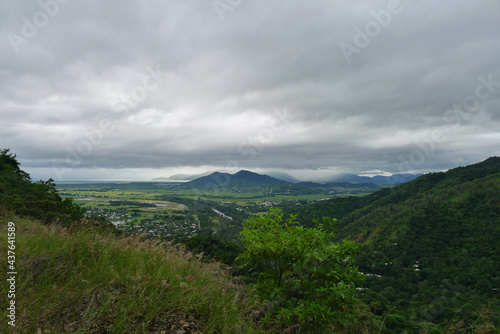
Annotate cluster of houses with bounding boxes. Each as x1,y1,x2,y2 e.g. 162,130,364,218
260,201,280,207
119,219,199,239
85,208,133,226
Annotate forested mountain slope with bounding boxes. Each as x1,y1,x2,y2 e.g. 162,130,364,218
288,157,500,224
287,157,500,332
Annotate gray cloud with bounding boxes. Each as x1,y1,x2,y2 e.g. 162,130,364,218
1,0,499,181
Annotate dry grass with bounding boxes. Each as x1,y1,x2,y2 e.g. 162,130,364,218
0,216,261,333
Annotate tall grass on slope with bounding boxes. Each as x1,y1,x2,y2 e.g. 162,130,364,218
0,216,260,333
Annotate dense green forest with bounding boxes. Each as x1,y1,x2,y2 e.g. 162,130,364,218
286,157,500,333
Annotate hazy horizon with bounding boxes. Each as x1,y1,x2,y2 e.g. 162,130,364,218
33,161,485,185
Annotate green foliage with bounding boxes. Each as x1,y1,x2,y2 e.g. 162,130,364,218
0,148,29,179
237,209,363,332
0,148,86,225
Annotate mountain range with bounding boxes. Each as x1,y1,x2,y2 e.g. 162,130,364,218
155,171,420,185
178,170,382,194
321,172,421,184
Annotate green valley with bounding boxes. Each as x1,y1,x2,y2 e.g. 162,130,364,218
56,173,379,242
1,148,499,333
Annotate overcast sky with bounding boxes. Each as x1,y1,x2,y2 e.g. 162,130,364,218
1,0,499,181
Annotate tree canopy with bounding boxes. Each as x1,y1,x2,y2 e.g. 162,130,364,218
237,209,363,332
0,148,85,224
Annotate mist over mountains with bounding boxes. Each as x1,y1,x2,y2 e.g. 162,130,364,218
156,170,420,186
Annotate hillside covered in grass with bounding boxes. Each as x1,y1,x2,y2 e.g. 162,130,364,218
0,215,260,333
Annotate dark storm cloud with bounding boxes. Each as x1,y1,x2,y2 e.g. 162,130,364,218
1,0,499,181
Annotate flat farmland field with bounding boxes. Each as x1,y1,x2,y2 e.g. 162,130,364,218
57,181,373,241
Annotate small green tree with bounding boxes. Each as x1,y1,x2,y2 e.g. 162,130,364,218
0,148,30,180
237,209,363,332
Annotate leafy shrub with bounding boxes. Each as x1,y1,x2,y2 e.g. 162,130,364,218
237,209,363,332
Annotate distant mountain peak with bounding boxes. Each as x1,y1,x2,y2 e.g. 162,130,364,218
183,170,284,190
